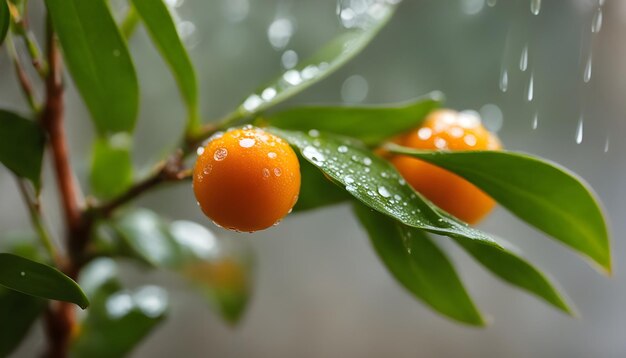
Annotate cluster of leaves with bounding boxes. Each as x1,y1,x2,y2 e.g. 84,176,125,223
0,0,611,356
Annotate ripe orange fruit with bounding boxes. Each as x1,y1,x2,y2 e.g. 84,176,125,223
391,109,501,224
193,127,301,232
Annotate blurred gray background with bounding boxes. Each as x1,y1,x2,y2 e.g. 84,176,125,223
1,0,625,357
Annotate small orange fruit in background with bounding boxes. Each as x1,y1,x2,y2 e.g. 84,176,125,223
193,127,301,232
392,109,502,224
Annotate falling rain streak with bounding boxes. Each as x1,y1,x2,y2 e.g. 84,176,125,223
584,54,592,83
499,69,508,92
592,7,603,33
532,112,538,129
527,72,534,102
530,0,541,15
520,45,528,71
575,117,584,144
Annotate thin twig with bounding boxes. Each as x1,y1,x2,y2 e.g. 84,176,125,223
7,0,48,77
5,34,41,112
94,153,192,218
15,179,60,265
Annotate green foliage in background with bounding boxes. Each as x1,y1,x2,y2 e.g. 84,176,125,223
0,0,611,356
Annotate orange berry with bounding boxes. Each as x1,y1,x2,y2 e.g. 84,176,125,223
391,109,501,224
193,127,301,232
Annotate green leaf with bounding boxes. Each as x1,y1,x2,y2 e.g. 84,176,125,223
293,155,351,212
113,209,182,268
169,220,253,324
0,253,89,308
233,2,398,119
90,134,133,199
46,0,139,134
265,92,443,145
0,0,9,45
112,210,254,324
0,110,45,189
0,241,47,356
268,128,500,249
354,203,484,325
131,0,199,130
73,259,168,358
453,237,573,315
388,147,611,273
0,287,47,357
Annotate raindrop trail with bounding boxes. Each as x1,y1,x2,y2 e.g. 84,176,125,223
526,71,534,102
532,112,538,130
575,117,584,144
584,53,592,83
520,44,529,71
530,0,541,15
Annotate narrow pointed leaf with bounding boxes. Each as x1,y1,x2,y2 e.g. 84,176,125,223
0,253,89,308
113,209,182,268
268,128,500,248
73,259,168,358
90,134,133,199
169,220,254,324
0,0,9,45
0,287,47,357
131,0,199,129
0,110,45,189
112,210,254,324
389,147,611,272
453,237,573,314
46,0,139,134
234,2,398,118
354,203,484,325
265,92,443,145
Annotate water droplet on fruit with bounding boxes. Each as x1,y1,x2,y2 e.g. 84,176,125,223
262,168,270,178
214,148,228,161
268,152,277,159
273,168,282,177
203,165,212,175
463,134,477,146
196,147,205,156
418,127,432,140
239,138,255,148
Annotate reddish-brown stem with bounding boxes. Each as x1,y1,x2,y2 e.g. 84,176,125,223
40,21,83,358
